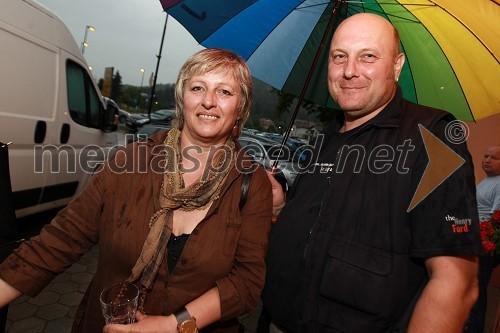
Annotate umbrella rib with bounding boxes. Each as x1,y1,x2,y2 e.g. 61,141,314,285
347,0,499,64
274,1,342,168
426,0,499,64
344,1,421,23
392,1,476,121
369,1,478,121
346,0,430,5
296,2,332,10
179,1,259,45
243,1,318,62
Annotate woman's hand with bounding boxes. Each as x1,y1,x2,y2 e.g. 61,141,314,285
103,312,178,333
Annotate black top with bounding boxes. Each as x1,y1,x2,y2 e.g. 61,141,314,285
167,233,189,273
263,88,482,333
261,127,355,331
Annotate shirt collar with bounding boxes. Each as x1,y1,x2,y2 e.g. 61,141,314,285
330,85,404,132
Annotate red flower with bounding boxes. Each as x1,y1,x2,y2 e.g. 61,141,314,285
482,240,496,254
492,211,500,223
480,210,500,256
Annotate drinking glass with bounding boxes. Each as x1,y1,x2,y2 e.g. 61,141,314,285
100,282,139,325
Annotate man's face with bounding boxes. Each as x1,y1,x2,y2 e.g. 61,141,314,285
328,14,404,121
482,146,500,177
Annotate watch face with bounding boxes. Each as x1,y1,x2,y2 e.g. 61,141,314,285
178,318,198,333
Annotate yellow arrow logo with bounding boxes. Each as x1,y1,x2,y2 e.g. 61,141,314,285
407,124,465,212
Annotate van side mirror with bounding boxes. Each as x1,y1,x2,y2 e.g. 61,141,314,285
101,99,118,132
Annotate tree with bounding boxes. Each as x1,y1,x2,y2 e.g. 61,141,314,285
271,87,338,125
118,85,140,111
155,83,176,108
110,71,123,101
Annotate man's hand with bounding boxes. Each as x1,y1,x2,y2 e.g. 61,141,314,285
266,167,286,223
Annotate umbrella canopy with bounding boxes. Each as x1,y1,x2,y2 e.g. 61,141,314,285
160,0,499,122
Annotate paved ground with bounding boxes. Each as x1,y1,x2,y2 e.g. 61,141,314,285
5,244,261,333
6,243,499,333
5,246,98,332
4,206,499,332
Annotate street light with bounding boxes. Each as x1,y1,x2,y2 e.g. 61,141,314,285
136,68,145,111
81,25,95,54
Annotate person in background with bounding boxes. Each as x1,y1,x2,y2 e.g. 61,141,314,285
464,145,500,332
262,13,482,333
0,48,272,333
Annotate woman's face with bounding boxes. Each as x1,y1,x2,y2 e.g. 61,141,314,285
182,70,241,147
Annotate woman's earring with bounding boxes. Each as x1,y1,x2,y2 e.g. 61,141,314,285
231,119,240,138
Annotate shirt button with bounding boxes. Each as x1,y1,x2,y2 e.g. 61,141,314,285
181,259,187,265
193,229,198,235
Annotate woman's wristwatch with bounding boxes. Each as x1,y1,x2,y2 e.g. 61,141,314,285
174,307,198,333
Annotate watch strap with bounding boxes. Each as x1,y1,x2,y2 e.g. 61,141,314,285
174,307,191,324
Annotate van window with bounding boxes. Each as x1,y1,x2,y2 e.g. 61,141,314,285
66,61,100,128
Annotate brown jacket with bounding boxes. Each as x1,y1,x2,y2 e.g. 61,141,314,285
0,132,272,332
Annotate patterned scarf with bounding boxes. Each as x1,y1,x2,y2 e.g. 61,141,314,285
127,128,235,291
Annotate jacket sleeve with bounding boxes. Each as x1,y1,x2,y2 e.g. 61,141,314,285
216,166,272,320
0,163,110,296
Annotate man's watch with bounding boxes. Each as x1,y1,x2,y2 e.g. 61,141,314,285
174,307,198,333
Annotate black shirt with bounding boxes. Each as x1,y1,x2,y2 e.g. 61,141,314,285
262,129,352,329
167,233,189,273
263,89,482,333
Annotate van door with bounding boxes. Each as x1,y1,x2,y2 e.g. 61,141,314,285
39,56,117,213
0,18,59,213
0,0,118,217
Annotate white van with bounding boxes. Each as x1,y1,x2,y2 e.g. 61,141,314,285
0,0,118,217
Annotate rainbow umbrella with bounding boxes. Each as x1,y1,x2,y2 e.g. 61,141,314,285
160,0,499,122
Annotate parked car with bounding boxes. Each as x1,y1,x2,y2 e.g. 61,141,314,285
258,132,306,150
126,109,175,130
238,134,300,189
242,132,300,158
126,123,172,144
150,109,175,124
103,97,130,124
117,109,131,124
126,113,149,131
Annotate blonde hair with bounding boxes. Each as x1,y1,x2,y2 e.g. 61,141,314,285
173,48,253,130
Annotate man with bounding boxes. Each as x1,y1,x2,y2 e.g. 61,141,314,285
465,145,500,332
262,13,482,333
477,146,500,219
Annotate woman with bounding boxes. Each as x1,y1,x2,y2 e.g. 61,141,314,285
0,48,272,332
